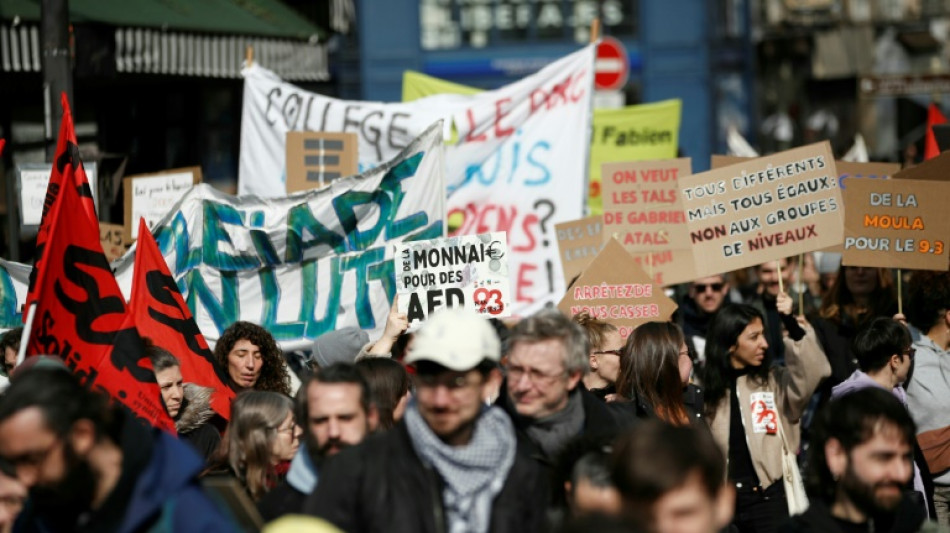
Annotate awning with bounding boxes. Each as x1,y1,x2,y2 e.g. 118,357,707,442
1,0,328,80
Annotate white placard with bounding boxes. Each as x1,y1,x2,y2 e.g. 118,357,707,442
17,163,98,227
127,170,199,239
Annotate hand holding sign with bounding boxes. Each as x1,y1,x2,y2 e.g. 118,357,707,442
776,291,793,316
367,296,410,357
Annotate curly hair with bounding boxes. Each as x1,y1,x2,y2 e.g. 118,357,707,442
228,391,294,501
572,311,618,353
214,321,291,396
906,271,950,334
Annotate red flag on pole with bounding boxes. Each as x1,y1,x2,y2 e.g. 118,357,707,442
924,102,948,160
0,139,5,156
25,166,174,431
130,218,235,420
24,93,97,317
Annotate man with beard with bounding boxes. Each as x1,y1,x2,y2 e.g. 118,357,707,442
780,388,938,533
0,365,233,532
304,309,547,533
257,362,377,521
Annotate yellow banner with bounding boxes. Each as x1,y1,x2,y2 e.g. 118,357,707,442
402,71,681,215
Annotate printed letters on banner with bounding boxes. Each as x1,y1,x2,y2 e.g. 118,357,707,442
240,46,596,313
114,123,446,352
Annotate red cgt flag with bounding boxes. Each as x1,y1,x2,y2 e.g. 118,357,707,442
25,161,174,431
129,218,235,420
24,94,98,316
924,102,948,161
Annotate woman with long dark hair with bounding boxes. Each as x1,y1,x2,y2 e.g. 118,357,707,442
615,321,702,425
703,297,829,533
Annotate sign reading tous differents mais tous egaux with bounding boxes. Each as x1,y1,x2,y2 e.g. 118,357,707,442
395,232,511,326
680,142,843,277
842,178,950,271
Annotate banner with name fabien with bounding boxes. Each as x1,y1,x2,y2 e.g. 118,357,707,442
680,142,843,277
395,232,511,327
842,178,950,271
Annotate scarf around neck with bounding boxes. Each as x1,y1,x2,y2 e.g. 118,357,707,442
405,402,516,533
524,388,585,459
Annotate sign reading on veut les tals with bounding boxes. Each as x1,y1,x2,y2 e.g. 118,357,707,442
842,178,950,271
395,232,511,327
680,142,843,277
601,157,697,286
555,216,604,288
558,238,677,338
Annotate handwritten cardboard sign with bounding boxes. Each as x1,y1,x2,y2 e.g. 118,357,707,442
712,155,900,190
555,216,604,287
558,238,678,338
99,222,132,263
842,178,950,271
601,158,697,286
286,132,358,193
892,149,950,182
681,142,843,277
17,163,98,228
395,232,511,327
124,167,201,240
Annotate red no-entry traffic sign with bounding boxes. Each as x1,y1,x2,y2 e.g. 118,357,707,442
595,37,629,92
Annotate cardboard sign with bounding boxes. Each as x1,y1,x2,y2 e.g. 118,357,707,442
395,232,511,326
601,158,697,286
842,179,950,271
557,238,678,338
99,222,132,263
680,142,843,277
17,162,98,227
124,167,201,240
712,155,900,190
892,149,950,182
555,216,604,287
286,131,359,193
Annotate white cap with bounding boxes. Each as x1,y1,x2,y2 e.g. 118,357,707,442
404,309,500,371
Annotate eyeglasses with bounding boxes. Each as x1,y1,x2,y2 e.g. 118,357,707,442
693,283,725,293
506,365,567,386
594,349,623,356
276,423,299,437
902,347,917,359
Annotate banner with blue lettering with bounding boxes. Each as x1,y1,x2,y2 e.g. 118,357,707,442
113,123,446,351
239,46,595,313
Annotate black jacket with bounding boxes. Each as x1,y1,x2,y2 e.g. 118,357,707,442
778,496,927,533
303,421,548,533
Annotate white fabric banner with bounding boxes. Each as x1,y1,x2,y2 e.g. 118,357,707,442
0,258,30,330
112,123,446,351
239,45,595,311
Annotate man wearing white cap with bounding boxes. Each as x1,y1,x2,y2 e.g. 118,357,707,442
304,309,547,533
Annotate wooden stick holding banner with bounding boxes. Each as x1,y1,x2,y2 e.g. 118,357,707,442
777,260,784,294
590,18,600,42
245,45,254,67
898,269,903,315
16,302,36,366
798,253,804,317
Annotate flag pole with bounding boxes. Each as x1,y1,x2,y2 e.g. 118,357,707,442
245,45,254,67
776,259,784,295
898,268,903,316
798,253,804,317
590,18,600,43
16,302,37,366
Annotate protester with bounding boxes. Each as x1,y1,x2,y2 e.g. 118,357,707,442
781,388,932,532
906,271,950,526
744,258,812,364
574,311,624,401
311,327,370,369
831,317,932,515
355,357,411,430
258,363,377,521
558,435,622,519
0,328,21,379
357,296,412,360
811,266,898,397
228,390,301,502
306,309,547,533
703,299,830,533
611,420,735,533
214,321,292,396
0,365,234,531
148,345,222,462
677,274,732,367
0,470,25,533
615,321,703,425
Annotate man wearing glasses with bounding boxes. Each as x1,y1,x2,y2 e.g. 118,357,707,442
500,310,635,513
830,317,932,517
306,309,547,533
678,275,732,365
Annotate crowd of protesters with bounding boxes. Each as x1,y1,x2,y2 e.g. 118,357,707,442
0,252,949,533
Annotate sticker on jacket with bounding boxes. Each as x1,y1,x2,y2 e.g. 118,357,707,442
749,392,778,435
